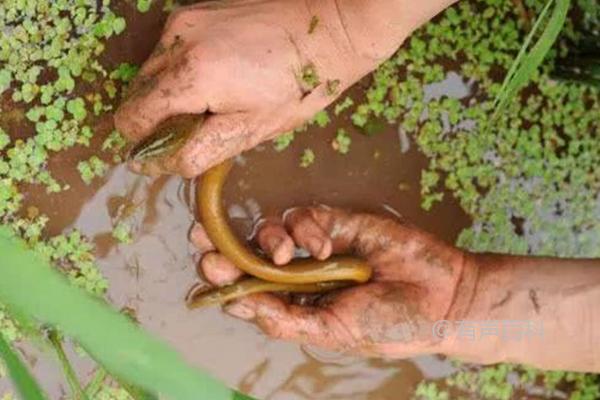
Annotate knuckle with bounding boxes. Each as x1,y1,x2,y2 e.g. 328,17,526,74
165,8,188,30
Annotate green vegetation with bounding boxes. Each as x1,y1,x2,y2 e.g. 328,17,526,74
271,110,330,151
112,221,133,244
1,0,598,398
0,333,46,400
415,363,600,400
491,0,570,120
137,0,152,13
0,0,135,322
0,227,252,400
332,128,351,154
300,148,315,168
335,0,598,397
299,63,321,92
334,96,354,116
78,156,109,185
311,110,331,128
271,0,598,397
273,132,295,152
347,0,600,258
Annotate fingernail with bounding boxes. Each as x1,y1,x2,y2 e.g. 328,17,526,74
306,237,324,257
267,236,283,255
225,301,256,320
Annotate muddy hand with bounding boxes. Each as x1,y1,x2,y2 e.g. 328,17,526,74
115,1,403,178
196,206,470,357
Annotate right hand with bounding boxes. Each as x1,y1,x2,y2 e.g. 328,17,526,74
192,206,472,357
115,1,392,178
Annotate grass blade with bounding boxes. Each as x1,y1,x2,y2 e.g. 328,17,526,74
48,331,89,400
0,333,48,400
0,226,234,400
492,0,570,119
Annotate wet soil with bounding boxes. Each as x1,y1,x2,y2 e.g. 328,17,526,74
3,1,473,398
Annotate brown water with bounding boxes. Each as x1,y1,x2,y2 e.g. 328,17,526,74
57,130,468,399
4,1,473,398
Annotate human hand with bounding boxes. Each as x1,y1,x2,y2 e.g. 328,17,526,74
115,0,401,178
192,206,472,357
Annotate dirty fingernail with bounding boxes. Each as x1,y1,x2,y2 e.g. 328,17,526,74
225,301,256,320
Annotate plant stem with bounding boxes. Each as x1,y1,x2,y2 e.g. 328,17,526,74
48,331,89,400
84,368,107,398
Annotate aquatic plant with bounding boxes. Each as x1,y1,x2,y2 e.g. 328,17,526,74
0,226,254,400
300,148,316,168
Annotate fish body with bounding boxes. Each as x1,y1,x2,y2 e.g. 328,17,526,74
128,114,204,161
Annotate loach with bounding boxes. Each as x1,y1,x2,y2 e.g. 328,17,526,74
190,159,372,307
128,114,204,161
127,115,373,307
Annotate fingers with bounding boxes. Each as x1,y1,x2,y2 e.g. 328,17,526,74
255,219,295,265
199,252,244,286
283,208,333,260
224,295,353,349
283,206,398,259
254,207,390,262
189,222,214,253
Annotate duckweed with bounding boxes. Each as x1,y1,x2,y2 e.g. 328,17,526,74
78,156,109,185
0,0,131,359
350,0,599,259
300,148,315,168
372,0,600,398
300,63,321,92
332,128,351,154
112,221,133,244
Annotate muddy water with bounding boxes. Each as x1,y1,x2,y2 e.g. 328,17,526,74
68,128,468,400
12,1,472,398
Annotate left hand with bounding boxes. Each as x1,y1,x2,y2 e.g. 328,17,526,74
191,206,471,357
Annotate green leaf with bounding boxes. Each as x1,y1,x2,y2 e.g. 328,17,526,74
232,393,256,400
272,132,295,152
112,17,127,35
0,227,241,400
492,0,570,119
110,63,140,83
137,0,152,13
66,98,87,122
48,331,89,400
300,148,315,168
112,221,133,244
0,333,48,400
